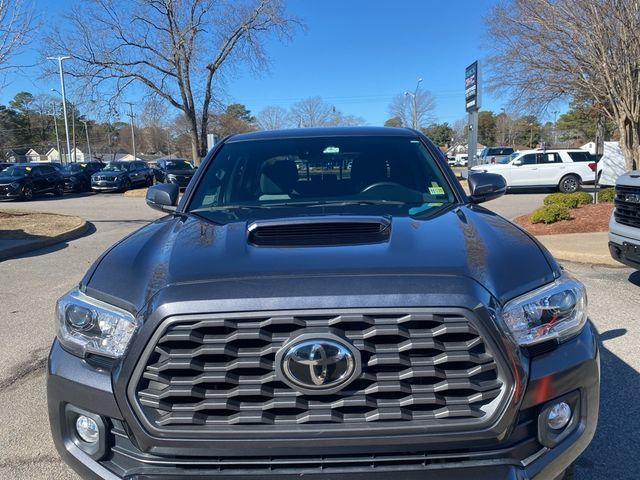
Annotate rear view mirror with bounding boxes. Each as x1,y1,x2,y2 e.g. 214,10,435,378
146,183,179,213
468,172,507,204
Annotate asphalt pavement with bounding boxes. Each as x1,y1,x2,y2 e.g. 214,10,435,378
0,192,637,479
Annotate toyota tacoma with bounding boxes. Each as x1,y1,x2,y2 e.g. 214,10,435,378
48,127,599,479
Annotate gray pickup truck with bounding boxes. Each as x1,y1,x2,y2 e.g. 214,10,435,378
609,170,640,269
48,127,598,480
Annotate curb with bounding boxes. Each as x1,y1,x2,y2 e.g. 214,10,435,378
0,217,90,261
542,249,623,268
123,188,148,198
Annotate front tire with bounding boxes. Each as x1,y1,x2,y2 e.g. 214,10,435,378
122,178,132,192
54,183,64,197
146,175,154,187
20,185,33,201
559,174,580,193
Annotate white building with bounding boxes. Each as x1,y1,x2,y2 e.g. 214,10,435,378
581,141,626,186
45,148,61,161
25,148,41,162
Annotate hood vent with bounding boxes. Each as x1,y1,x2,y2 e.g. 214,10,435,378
248,216,391,247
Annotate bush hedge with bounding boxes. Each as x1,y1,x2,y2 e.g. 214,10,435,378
571,191,594,206
543,191,594,208
597,188,615,203
529,204,572,224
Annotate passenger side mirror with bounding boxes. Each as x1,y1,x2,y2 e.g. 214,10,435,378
512,159,523,166
146,183,179,213
468,172,507,204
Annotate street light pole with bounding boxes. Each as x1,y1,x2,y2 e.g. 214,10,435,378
82,120,93,162
553,110,559,146
404,77,423,129
47,56,72,164
126,102,137,160
52,102,62,161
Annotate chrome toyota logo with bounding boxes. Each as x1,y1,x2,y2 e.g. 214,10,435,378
276,334,361,394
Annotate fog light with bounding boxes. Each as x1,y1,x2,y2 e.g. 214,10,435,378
546,402,572,430
75,415,99,443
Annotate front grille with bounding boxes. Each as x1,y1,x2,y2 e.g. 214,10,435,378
615,184,640,228
132,309,506,432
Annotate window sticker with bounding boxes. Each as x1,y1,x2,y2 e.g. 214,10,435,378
429,186,445,195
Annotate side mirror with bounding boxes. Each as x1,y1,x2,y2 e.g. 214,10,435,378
512,159,523,166
468,172,507,204
146,183,179,213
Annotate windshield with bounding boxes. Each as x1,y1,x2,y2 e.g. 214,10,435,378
166,160,193,170
61,164,83,173
188,135,456,217
103,162,128,172
499,152,520,164
2,166,30,177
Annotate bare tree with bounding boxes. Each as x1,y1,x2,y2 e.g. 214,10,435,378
47,0,300,163
0,0,35,70
289,96,365,128
257,105,291,130
487,0,640,171
387,89,435,129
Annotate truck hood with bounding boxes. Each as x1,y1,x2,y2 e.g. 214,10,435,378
82,206,558,313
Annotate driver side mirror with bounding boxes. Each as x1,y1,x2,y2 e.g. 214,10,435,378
146,183,179,213
468,172,506,204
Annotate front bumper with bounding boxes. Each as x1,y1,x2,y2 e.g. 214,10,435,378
48,320,599,480
608,215,640,269
0,184,22,199
92,180,124,191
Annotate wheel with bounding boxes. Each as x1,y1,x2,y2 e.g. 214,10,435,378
122,178,132,192
53,183,64,197
81,180,91,192
146,175,154,187
559,174,580,193
20,185,33,201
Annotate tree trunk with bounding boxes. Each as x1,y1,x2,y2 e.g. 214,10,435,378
618,115,640,172
185,109,200,165
198,111,210,161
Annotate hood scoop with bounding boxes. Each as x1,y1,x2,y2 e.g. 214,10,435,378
248,216,391,247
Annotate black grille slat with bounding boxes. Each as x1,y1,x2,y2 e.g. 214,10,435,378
134,311,505,429
615,184,640,228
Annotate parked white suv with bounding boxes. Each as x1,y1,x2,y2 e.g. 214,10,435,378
609,170,640,269
470,149,600,193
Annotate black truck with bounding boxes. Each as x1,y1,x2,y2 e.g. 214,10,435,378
48,127,598,479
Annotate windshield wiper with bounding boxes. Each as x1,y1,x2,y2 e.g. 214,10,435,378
307,200,413,207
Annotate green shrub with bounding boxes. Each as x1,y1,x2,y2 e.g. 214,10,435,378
570,191,594,206
543,193,580,209
597,188,615,203
529,204,572,224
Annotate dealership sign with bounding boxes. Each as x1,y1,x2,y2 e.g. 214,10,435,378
465,61,480,112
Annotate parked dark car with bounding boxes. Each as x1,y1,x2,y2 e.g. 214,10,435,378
49,127,598,480
0,163,64,200
0,162,13,172
91,160,154,192
153,158,195,189
61,162,105,192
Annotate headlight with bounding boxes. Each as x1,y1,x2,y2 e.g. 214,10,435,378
56,288,139,358
501,274,587,346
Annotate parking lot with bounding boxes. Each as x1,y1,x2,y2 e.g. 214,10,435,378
0,191,638,479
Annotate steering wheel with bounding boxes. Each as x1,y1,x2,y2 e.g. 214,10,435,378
360,181,405,193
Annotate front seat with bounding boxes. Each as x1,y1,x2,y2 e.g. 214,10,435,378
259,158,299,200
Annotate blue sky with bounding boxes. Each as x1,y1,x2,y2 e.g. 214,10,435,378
2,0,541,125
